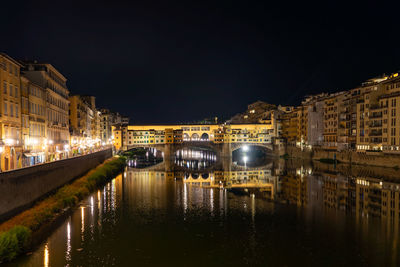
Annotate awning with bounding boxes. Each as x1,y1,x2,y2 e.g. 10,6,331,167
23,152,43,157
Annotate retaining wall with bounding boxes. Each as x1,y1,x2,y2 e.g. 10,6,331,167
0,148,112,221
286,145,400,168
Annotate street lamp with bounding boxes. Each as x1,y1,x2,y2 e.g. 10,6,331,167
243,155,248,169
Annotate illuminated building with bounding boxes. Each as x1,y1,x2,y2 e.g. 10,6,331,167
21,61,70,161
100,109,128,144
69,95,101,154
322,92,346,149
0,53,23,170
19,77,47,165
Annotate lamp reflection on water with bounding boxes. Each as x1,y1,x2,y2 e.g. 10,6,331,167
81,206,85,241
44,243,49,267
66,222,71,262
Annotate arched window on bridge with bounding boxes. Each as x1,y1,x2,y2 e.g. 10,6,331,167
191,133,199,141
200,133,209,141
183,133,190,141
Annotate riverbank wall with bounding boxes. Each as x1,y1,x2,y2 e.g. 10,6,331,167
0,148,112,221
286,145,400,168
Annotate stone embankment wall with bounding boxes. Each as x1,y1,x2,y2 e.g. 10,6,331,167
286,145,400,168
0,149,113,221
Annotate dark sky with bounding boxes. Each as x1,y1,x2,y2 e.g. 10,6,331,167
1,0,399,123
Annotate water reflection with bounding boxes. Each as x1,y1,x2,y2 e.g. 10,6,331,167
44,243,49,267
10,150,400,267
175,148,217,170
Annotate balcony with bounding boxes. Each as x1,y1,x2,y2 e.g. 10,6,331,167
369,104,380,110
370,137,382,144
369,112,382,119
369,104,388,110
369,130,382,137
369,122,382,128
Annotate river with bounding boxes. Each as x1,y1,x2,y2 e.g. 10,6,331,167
7,147,400,266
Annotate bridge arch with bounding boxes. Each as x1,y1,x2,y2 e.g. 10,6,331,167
231,143,273,152
200,133,209,141
183,133,190,141
191,133,200,141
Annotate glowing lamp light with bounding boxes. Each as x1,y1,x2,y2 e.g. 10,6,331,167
5,139,14,146
49,140,54,145
243,156,248,162
242,145,249,152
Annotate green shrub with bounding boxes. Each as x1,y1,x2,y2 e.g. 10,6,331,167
8,226,31,252
0,226,31,262
0,231,18,262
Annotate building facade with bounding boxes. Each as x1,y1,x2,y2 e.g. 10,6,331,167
0,53,23,170
21,62,70,161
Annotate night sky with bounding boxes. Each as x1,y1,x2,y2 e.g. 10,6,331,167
1,1,399,123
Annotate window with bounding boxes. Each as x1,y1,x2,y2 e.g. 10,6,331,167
9,84,12,96
3,81,6,94
4,102,7,115
10,104,13,117
14,87,18,98
15,105,18,118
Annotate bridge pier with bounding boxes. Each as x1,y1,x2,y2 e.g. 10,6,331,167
221,143,232,172
164,144,173,172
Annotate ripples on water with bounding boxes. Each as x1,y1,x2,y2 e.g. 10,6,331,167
8,148,400,266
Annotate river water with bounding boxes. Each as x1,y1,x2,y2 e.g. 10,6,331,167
8,147,400,266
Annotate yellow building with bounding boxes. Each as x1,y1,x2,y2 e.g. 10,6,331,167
22,61,70,161
69,95,100,154
355,74,400,151
297,106,308,146
0,53,23,171
20,76,30,166
26,79,47,165
323,92,345,149
282,109,298,144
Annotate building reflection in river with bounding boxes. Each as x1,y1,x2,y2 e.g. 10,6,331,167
128,168,400,225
